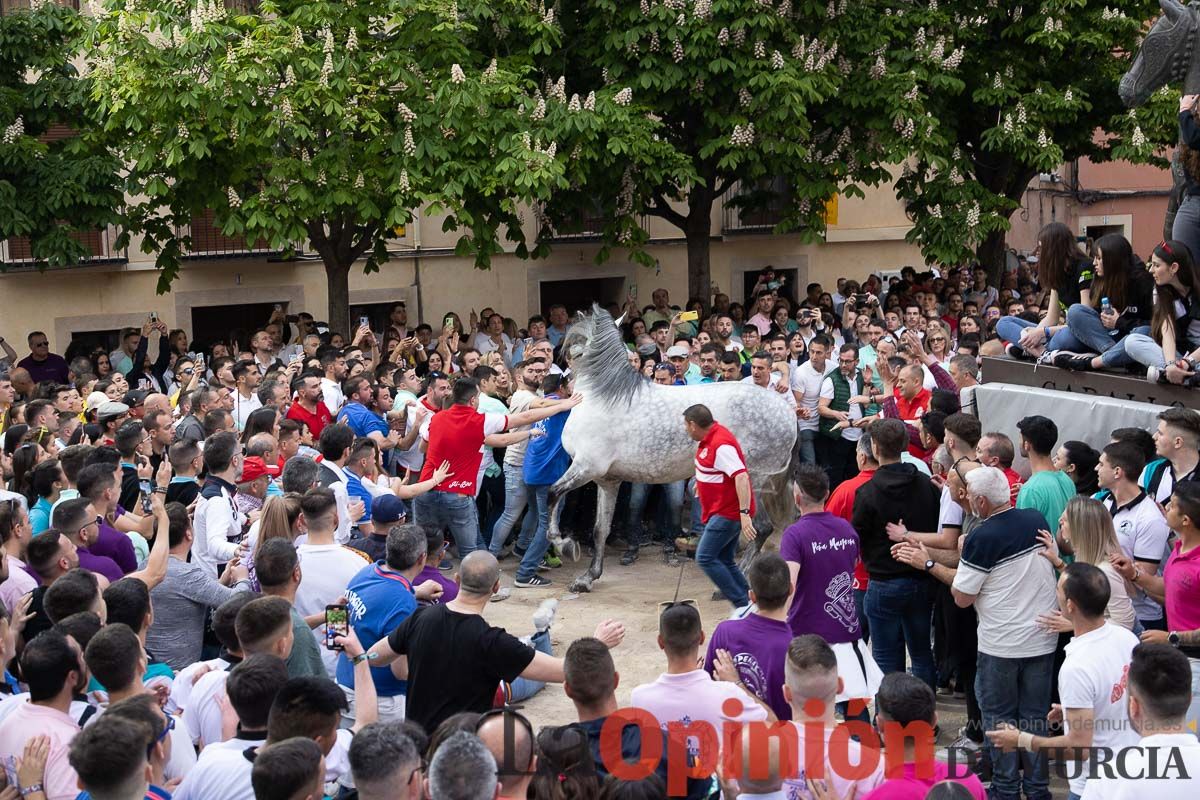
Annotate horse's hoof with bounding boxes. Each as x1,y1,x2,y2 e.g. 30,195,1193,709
554,537,581,563
569,577,593,593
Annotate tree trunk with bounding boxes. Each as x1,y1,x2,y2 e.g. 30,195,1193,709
976,229,1008,283
685,188,715,304
324,258,353,338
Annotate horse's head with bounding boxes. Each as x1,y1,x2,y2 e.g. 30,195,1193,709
1121,0,1200,107
560,304,613,366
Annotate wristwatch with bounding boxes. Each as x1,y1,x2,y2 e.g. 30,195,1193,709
739,508,751,515
924,559,936,572
1169,631,1181,647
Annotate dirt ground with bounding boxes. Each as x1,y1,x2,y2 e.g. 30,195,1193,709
486,546,727,729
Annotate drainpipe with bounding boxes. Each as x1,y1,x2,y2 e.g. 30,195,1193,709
413,215,423,323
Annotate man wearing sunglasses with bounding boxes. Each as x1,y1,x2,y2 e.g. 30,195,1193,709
17,330,69,384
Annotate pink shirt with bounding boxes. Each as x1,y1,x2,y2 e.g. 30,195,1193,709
0,702,80,800
862,761,986,800
747,313,773,336
629,669,766,768
781,723,884,800
1165,538,1200,632
0,555,37,616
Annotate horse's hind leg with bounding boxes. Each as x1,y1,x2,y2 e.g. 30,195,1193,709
569,479,619,594
738,470,795,572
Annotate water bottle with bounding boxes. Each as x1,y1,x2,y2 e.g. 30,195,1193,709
1101,297,1111,314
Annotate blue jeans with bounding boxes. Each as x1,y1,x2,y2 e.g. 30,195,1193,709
1064,305,1149,368
696,515,749,609
797,427,817,466
1122,332,1177,371
627,481,686,545
975,651,1054,800
1173,195,1200,272
508,629,553,702
489,463,532,556
412,491,479,557
516,485,553,582
996,316,1076,353
864,576,935,689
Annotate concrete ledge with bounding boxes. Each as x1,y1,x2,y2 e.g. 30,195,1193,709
980,356,1194,409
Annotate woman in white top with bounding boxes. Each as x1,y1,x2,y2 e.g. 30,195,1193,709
1038,496,1137,631
924,321,954,373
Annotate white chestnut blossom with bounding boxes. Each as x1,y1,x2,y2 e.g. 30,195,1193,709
542,7,554,24
675,12,685,26
730,122,755,147
870,55,886,79
1037,128,1049,148
694,0,711,19
1064,88,1073,103
227,187,242,208
943,47,964,69
754,40,766,59
403,126,416,156
1003,114,1014,133
2,117,23,144
531,98,546,120
649,31,660,52
291,27,303,49
568,94,581,112
718,27,729,46
399,169,411,193
450,64,466,83
673,39,685,62
397,102,416,122
640,0,649,13
777,0,791,16
930,204,942,218
966,203,980,228
354,172,364,189
1131,126,1146,148
733,27,745,46
614,87,633,106
772,50,785,70
347,28,358,51
319,52,333,87
178,123,189,140
584,91,596,111
739,88,752,107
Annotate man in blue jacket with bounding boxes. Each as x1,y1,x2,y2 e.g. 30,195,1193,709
516,374,573,588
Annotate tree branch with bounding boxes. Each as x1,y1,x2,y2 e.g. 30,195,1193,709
646,192,687,229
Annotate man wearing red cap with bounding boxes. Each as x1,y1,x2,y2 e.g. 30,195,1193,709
235,456,280,519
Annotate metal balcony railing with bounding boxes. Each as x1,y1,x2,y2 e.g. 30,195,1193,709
177,209,279,258
1,224,126,268
721,178,791,233
0,0,78,15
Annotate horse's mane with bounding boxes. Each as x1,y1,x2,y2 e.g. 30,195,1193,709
564,305,648,407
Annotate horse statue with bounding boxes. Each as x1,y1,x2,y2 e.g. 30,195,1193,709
547,305,798,594
1120,0,1200,238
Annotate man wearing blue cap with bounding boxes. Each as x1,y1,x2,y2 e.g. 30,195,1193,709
355,495,408,562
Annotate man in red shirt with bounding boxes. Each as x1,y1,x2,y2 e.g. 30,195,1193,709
684,403,756,613
827,432,878,643
285,373,334,439
413,378,580,559
976,431,1023,504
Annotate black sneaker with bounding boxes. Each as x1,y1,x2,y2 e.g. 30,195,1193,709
1005,344,1034,361
1053,352,1094,371
514,574,552,588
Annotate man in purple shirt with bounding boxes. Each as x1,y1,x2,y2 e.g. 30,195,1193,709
16,330,70,384
704,552,795,720
780,465,882,720
52,498,123,583
76,462,138,574
414,525,458,606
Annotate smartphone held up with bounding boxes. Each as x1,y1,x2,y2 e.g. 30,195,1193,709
325,605,349,650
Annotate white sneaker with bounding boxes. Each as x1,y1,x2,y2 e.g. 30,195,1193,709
1147,365,1162,383
532,598,559,632
728,604,754,620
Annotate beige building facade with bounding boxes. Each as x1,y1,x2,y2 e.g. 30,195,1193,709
0,182,924,353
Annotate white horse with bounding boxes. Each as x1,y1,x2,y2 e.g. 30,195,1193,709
549,305,798,593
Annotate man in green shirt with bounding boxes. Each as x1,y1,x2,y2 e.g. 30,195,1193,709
1015,415,1075,535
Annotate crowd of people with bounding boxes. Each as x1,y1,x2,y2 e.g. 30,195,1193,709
0,235,1198,800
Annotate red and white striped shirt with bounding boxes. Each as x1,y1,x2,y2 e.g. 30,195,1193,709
693,422,755,523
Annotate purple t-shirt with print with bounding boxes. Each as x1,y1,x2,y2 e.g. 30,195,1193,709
779,512,862,644
703,613,794,721
414,565,459,606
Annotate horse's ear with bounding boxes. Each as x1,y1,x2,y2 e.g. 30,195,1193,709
1161,0,1185,21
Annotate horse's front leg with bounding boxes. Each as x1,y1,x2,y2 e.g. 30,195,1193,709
548,461,595,563
569,480,619,594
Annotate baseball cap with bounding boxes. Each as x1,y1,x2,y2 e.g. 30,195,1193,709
654,362,676,376
372,495,408,525
665,345,689,359
95,401,130,421
122,390,149,407
240,456,281,483
86,391,108,411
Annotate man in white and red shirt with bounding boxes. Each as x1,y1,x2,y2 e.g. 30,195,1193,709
684,403,755,612
412,378,580,558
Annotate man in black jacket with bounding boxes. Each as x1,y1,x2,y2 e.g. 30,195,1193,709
851,418,942,689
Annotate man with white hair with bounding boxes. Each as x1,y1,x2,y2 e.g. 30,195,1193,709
949,466,1058,800
426,731,499,800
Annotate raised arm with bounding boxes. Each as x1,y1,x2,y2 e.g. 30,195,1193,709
506,393,582,428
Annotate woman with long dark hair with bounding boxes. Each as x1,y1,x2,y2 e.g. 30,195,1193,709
1119,240,1200,383
997,222,1092,357
1051,233,1155,371
1053,440,1101,496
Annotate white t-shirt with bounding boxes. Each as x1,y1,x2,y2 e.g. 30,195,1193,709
1059,623,1142,798
231,390,263,431
791,360,835,432
1105,492,1171,622
321,377,345,416
167,657,228,716
818,372,864,441
741,374,797,408
938,483,965,531
1081,733,1200,800
182,668,228,749
296,543,372,677
172,739,253,800
781,723,884,800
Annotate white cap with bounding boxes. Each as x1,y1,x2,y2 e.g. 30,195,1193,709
665,345,690,359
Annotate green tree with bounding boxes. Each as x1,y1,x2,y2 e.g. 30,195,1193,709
89,0,661,334
0,1,122,269
886,0,1178,275
528,0,953,301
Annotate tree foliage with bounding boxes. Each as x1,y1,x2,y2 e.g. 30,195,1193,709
89,0,664,333
0,2,122,269
880,0,1179,272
